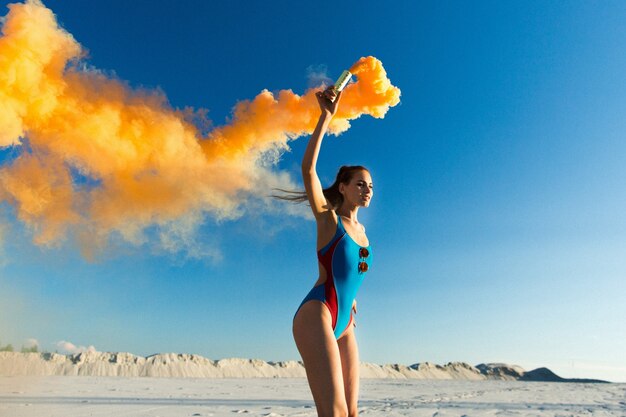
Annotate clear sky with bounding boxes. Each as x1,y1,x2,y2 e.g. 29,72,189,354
1,0,625,382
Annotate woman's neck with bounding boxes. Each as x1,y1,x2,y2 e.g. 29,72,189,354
337,206,359,223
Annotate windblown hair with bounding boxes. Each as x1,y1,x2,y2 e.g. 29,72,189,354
273,165,369,210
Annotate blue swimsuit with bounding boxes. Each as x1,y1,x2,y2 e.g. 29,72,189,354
294,215,372,339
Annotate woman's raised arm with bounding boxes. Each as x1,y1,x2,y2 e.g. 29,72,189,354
301,87,342,218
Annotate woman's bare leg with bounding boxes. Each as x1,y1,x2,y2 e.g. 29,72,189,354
293,301,348,417
338,324,359,417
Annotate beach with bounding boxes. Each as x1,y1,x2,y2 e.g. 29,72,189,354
1,376,624,417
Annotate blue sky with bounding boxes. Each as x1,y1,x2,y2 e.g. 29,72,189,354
1,0,625,382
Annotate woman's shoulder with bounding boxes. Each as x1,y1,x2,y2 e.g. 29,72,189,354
315,209,339,234
315,210,341,251
317,209,338,226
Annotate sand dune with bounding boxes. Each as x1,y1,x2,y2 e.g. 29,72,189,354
0,352,608,382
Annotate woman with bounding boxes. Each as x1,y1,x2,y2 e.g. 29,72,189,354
291,85,374,417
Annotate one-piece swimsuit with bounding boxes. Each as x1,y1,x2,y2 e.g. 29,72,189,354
294,215,372,339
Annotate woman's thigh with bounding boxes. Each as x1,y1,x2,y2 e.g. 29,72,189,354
293,301,348,416
338,324,359,416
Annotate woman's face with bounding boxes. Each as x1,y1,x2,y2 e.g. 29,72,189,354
340,170,374,208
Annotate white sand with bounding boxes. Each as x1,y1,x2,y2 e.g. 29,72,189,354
1,376,624,417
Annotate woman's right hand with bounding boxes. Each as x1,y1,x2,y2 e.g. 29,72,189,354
315,86,342,118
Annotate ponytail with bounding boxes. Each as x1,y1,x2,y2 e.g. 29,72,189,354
273,165,369,210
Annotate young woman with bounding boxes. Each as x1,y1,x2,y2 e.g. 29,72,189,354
291,86,374,417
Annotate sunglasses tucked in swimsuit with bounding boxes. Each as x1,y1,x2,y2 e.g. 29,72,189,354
294,215,372,339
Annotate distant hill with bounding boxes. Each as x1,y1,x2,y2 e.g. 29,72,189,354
476,363,609,383
518,367,608,383
0,352,610,382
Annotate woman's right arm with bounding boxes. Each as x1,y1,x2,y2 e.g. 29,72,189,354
302,88,342,219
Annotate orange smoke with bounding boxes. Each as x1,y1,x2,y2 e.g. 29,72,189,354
0,0,401,257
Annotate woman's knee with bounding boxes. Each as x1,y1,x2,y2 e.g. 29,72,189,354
337,407,350,417
324,404,348,417
346,391,358,417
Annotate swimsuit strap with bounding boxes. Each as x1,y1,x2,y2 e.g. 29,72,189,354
336,213,346,232
317,213,346,256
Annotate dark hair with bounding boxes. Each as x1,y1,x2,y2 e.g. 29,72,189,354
273,165,369,210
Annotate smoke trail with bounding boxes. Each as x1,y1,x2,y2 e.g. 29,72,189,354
0,0,401,259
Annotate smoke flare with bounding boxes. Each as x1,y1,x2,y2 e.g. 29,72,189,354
0,0,401,258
